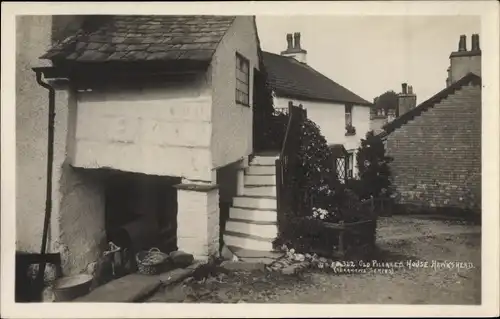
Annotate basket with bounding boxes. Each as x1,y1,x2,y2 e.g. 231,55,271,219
135,248,169,275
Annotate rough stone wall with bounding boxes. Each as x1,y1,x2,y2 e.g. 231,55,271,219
385,83,481,212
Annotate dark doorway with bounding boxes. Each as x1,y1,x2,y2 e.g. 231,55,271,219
103,171,180,262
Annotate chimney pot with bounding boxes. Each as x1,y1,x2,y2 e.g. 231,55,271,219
402,83,408,94
458,35,467,51
286,33,293,50
471,34,480,51
293,32,301,49
408,85,413,95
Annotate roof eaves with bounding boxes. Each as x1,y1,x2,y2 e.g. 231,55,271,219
274,90,373,107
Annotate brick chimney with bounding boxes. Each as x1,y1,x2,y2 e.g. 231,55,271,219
397,83,417,116
447,34,481,86
281,32,307,64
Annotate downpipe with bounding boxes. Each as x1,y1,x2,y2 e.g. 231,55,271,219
33,68,56,285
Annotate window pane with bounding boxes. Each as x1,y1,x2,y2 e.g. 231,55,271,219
241,83,249,94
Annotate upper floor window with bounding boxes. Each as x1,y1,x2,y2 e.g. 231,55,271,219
345,103,353,126
236,53,250,106
345,103,356,136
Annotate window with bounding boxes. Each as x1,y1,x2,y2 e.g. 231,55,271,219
347,151,354,178
345,103,356,135
236,53,250,106
345,103,353,127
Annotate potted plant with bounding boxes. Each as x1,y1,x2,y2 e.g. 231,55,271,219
345,124,356,136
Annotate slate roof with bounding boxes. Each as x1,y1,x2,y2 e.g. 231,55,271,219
379,72,481,139
262,51,371,106
41,15,236,63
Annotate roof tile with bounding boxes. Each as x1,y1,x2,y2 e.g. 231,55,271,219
41,15,237,63
262,51,371,106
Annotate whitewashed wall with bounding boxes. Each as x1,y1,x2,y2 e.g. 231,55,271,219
73,74,214,181
274,96,371,176
210,16,259,169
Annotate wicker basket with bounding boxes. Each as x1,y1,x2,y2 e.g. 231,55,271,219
135,248,169,275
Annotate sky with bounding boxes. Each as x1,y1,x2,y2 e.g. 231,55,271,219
256,16,480,104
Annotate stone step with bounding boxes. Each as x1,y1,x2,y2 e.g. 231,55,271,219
228,246,284,260
251,155,279,166
243,185,276,197
245,174,276,186
246,165,276,175
233,196,277,210
223,231,274,251
225,219,278,238
229,206,277,223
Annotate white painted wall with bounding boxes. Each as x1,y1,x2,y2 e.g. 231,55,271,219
274,96,371,176
16,16,53,254
210,16,259,168
73,75,214,181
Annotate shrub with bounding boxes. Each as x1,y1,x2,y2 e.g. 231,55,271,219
275,116,342,248
355,131,393,200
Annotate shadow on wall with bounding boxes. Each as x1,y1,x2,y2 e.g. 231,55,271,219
216,162,239,248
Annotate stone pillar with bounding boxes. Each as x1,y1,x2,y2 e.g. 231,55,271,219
175,180,220,260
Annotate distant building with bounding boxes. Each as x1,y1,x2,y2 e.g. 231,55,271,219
379,34,481,213
370,85,417,135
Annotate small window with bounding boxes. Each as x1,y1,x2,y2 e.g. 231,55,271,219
347,151,354,178
345,103,353,127
236,53,250,106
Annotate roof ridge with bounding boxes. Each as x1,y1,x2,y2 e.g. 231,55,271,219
379,72,481,138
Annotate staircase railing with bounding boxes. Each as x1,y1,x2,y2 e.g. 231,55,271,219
275,101,307,241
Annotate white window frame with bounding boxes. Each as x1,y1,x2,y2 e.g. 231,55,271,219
235,52,250,106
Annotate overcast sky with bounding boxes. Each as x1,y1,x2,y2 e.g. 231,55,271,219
256,15,480,104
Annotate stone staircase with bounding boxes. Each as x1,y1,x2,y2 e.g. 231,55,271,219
223,154,283,262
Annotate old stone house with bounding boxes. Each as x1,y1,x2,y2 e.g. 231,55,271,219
262,33,372,179
17,14,280,275
379,34,481,213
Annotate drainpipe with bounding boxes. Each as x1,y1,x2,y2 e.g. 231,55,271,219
33,67,56,281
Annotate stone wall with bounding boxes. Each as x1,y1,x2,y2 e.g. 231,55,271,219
385,83,481,212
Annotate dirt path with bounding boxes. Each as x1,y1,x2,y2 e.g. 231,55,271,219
146,216,481,304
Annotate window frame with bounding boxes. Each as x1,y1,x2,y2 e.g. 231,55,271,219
346,151,355,178
345,103,353,127
235,52,250,107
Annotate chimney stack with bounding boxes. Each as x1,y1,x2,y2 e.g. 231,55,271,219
281,32,308,64
458,34,467,51
448,34,481,85
398,83,417,116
